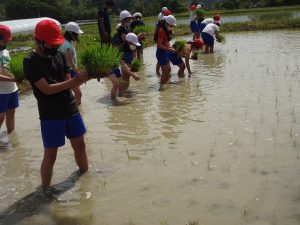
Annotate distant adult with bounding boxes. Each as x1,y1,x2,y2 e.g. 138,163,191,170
98,0,115,44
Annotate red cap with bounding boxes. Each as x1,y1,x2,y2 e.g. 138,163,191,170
213,14,221,21
35,20,64,45
194,39,203,48
0,25,12,41
163,10,172,16
190,5,196,11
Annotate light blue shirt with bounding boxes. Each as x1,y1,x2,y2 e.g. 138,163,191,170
60,40,77,66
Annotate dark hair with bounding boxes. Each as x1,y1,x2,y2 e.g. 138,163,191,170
105,0,114,6
154,21,171,43
64,31,79,42
0,35,4,41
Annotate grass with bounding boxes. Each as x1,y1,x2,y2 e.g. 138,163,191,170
9,52,26,81
217,34,226,43
132,25,153,35
131,58,142,72
80,44,123,78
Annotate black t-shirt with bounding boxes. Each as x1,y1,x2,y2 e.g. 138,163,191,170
23,51,78,120
130,20,145,32
98,8,111,34
116,26,129,46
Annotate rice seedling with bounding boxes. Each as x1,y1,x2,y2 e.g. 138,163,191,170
159,219,168,225
195,9,204,17
132,25,153,35
80,44,123,78
172,40,187,54
126,150,141,161
131,58,142,72
191,51,198,60
9,53,26,81
186,220,200,225
216,34,226,43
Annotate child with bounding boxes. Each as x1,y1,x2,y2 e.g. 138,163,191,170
170,39,203,76
195,8,205,39
157,7,168,24
0,25,19,134
198,14,221,34
189,5,198,40
60,22,84,105
154,15,177,90
23,20,90,187
201,21,221,54
113,10,145,48
130,12,145,59
109,33,141,99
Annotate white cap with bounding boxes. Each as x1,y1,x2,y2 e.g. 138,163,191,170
125,33,141,46
133,12,142,18
162,7,168,12
65,22,83,34
120,10,132,20
196,4,202,9
164,15,176,26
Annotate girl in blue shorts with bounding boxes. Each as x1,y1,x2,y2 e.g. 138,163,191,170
201,21,221,54
154,15,177,90
0,25,19,134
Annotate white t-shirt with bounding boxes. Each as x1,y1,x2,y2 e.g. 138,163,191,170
0,49,18,94
201,18,214,25
202,23,220,37
157,12,164,22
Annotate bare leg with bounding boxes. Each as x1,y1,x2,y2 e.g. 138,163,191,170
70,135,88,173
108,75,120,99
0,113,5,131
5,108,15,134
41,148,58,187
177,63,186,78
210,45,214,54
160,63,171,91
204,45,209,54
156,62,161,76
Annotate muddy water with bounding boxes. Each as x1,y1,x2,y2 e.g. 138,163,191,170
1,30,300,225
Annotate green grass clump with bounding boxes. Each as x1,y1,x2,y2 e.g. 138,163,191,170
80,44,123,78
173,40,187,53
131,58,142,72
132,25,153,35
217,34,226,43
195,9,205,17
9,53,26,80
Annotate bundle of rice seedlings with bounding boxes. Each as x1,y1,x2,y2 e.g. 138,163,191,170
217,34,226,43
195,9,205,17
132,25,152,35
131,58,142,72
9,53,26,80
80,44,123,78
173,40,187,54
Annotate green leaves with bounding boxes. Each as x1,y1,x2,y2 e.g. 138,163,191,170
80,44,123,78
131,58,142,72
173,40,187,54
9,53,25,80
217,34,226,43
132,25,153,35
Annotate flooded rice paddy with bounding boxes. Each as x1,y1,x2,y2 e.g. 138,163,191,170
1,30,300,225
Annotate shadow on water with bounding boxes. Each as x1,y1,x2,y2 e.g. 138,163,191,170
0,170,83,225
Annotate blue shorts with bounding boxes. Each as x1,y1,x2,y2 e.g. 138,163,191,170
168,52,184,66
198,23,207,33
69,69,78,78
0,91,19,113
201,32,215,46
110,68,122,78
40,113,86,149
156,48,169,66
190,21,198,33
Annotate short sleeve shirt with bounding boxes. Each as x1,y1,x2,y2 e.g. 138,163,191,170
0,49,18,94
60,40,77,66
23,51,78,120
157,28,170,47
202,23,220,37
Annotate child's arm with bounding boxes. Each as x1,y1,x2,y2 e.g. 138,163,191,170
33,73,89,96
0,74,16,82
215,31,220,40
185,56,192,75
65,48,79,73
120,60,140,80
